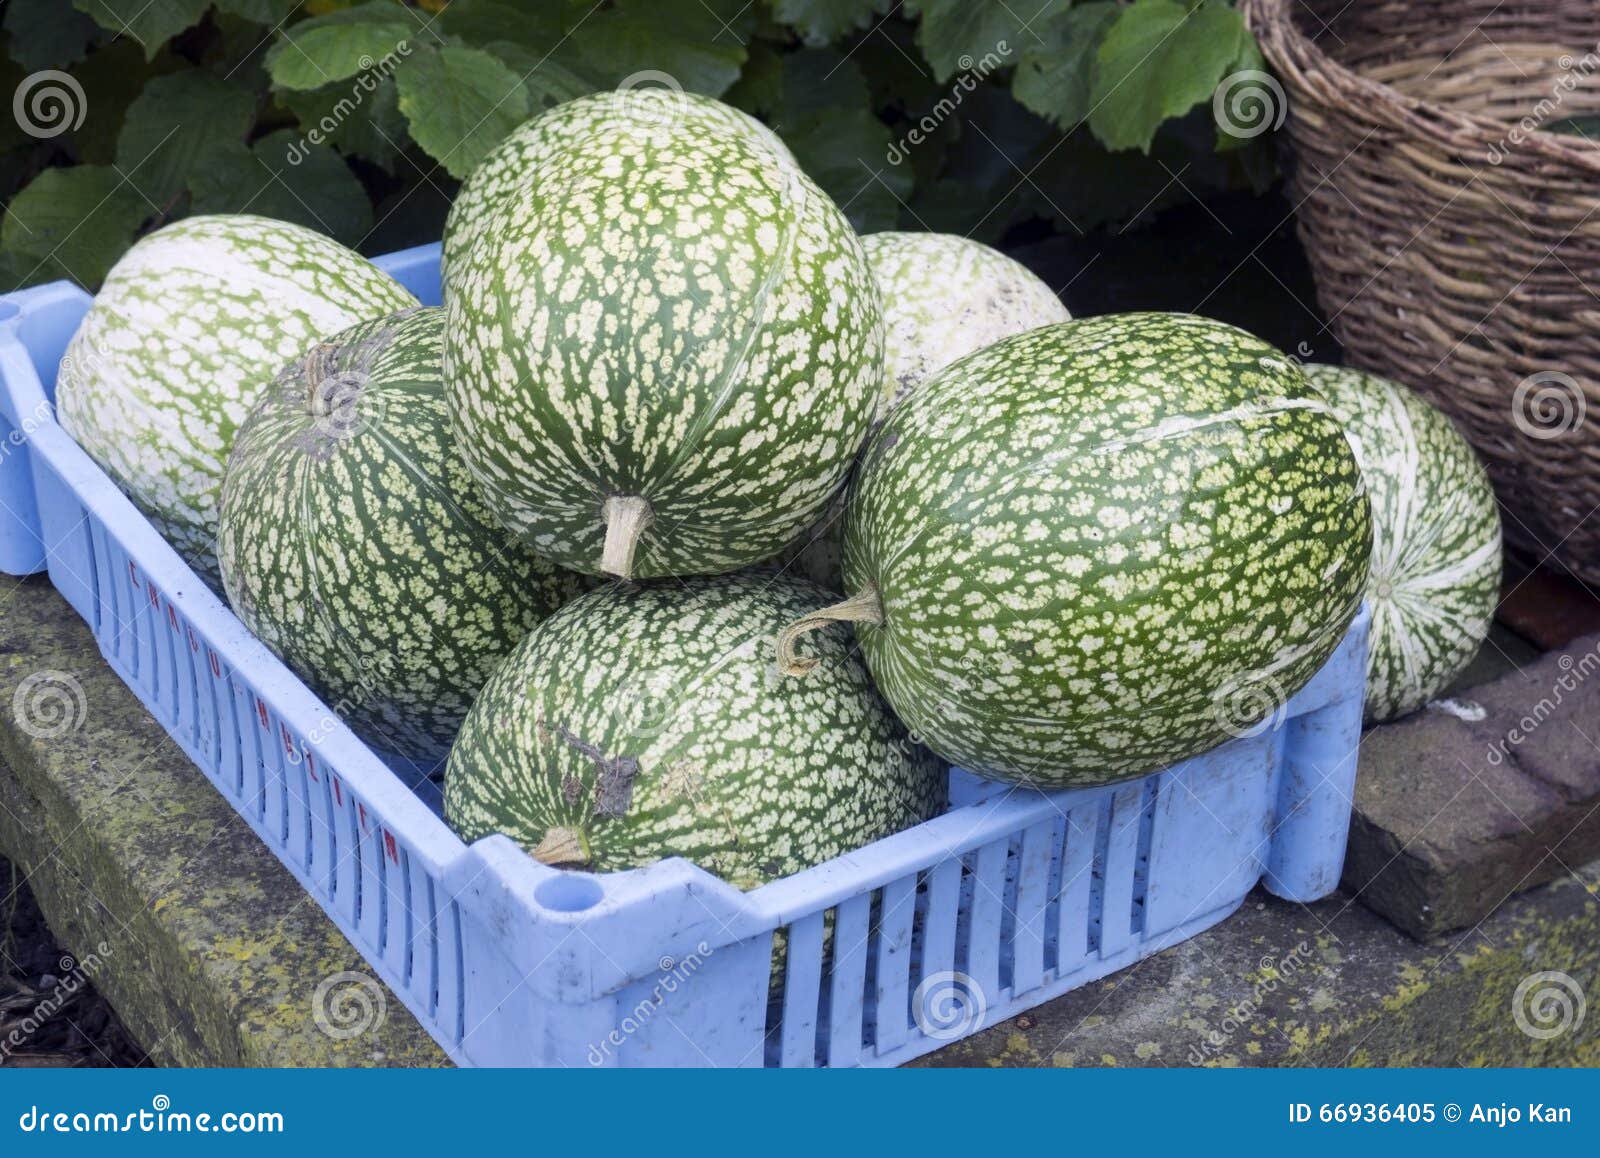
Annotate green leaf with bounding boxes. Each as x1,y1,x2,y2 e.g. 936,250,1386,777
214,0,303,24
5,0,101,71
394,45,530,179
71,0,212,61
1088,0,1254,153
264,1,416,90
1,165,149,287
190,129,373,246
436,0,565,49
767,51,911,233
63,38,174,165
476,40,598,112
278,74,409,172
907,0,1054,82
571,0,749,97
116,70,257,205
1012,1,1119,132
772,0,891,47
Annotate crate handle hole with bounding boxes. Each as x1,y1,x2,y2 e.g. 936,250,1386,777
534,873,604,913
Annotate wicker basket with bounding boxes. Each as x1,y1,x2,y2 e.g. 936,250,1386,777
1242,0,1600,583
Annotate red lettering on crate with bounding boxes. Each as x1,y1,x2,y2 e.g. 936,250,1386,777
186,625,199,652
383,830,399,864
168,604,178,630
306,750,318,782
256,698,269,729
208,649,221,678
358,803,369,831
332,778,343,807
147,583,159,608
127,562,139,588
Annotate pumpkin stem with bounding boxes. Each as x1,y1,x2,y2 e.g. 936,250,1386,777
601,495,653,578
533,826,590,868
776,584,884,676
306,342,353,410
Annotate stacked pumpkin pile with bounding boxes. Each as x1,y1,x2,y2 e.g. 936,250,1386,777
54,92,1502,891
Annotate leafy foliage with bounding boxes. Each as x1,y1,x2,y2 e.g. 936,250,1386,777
2,0,1276,290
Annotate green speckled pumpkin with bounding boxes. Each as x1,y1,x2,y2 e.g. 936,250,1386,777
442,91,883,581
864,231,1071,409
444,572,945,889
1304,363,1501,722
58,215,419,586
783,313,1373,787
217,308,586,766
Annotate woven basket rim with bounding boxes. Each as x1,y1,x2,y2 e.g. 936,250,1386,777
1243,0,1600,173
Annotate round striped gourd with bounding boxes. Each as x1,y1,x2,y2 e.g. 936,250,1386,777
1304,364,1502,722
864,231,1071,409
445,572,945,889
57,215,419,586
442,91,883,580
217,308,585,766
776,233,1071,590
780,313,1373,788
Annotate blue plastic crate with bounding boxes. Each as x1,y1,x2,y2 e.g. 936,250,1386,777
0,243,1369,1067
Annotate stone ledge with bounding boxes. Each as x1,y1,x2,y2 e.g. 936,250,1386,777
913,873,1600,1067
0,574,445,1067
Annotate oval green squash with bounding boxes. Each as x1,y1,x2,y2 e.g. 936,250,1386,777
217,307,585,766
1304,363,1501,722
442,91,883,580
782,313,1373,788
445,572,946,889
57,214,419,586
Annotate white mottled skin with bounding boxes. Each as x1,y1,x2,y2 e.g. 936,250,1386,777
774,233,1070,590
841,313,1373,787
863,232,1071,408
445,572,945,889
442,92,883,578
57,215,418,585
1305,364,1502,722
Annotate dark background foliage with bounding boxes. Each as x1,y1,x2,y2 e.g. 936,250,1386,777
0,0,1279,293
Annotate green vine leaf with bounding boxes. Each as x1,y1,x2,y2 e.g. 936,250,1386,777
571,0,749,96
214,0,303,25
772,0,892,47
5,0,101,71
395,44,530,179
191,129,373,246
1088,0,1254,153
70,0,211,61
117,70,257,206
1012,1,1119,133
907,0,1061,82
1,165,149,287
265,2,417,91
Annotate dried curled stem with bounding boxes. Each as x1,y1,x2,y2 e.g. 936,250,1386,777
600,495,653,579
776,584,884,676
